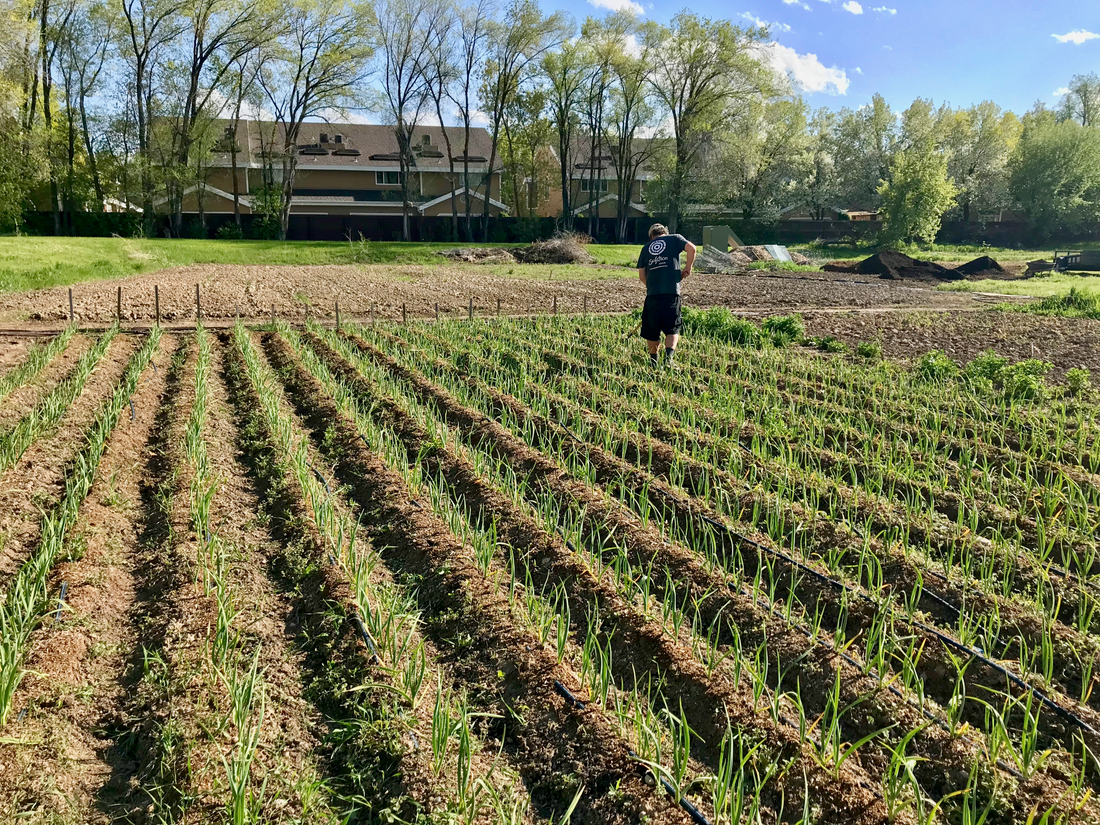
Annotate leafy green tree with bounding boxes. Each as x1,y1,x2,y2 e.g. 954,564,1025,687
1057,73,1100,127
941,102,1019,224
831,93,896,209
877,137,957,245
1008,118,1100,240
797,108,840,219
643,12,769,232
542,38,586,225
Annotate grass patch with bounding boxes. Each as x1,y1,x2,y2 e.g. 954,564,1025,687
793,242,1100,264
747,261,821,272
0,237,642,293
939,272,1100,297
999,288,1100,321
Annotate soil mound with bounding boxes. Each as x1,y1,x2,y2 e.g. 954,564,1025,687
855,250,957,281
953,255,1006,277
512,234,595,265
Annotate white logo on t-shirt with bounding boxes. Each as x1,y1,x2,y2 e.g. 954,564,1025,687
650,239,666,255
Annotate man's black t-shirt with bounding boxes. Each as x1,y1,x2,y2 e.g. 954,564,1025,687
637,234,690,296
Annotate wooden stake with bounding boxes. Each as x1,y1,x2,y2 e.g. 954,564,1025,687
154,285,160,327
371,302,376,327
584,295,588,315
497,297,501,316
335,300,341,331
402,302,407,324
468,297,473,321
553,295,558,315
117,286,122,323
195,283,201,324
271,303,276,328
435,302,439,322
68,288,74,324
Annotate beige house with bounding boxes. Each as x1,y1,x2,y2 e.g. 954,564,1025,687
532,140,654,220
167,120,507,218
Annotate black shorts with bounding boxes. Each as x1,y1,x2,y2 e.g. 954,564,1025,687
640,294,683,340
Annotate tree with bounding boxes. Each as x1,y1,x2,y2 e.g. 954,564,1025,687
375,0,442,242
727,96,809,221
500,85,550,217
878,137,957,245
1058,73,1100,127
798,108,839,220
606,19,657,242
257,0,374,239
1008,118,1100,240
423,0,459,239
541,37,584,227
831,93,896,209
0,0,46,230
478,0,570,239
447,0,491,241
941,101,1018,224
119,0,185,232
642,12,769,232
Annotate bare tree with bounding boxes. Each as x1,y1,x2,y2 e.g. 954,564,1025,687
119,0,184,232
375,0,437,241
423,0,459,240
257,0,374,239
1058,73,1100,128
541,37,584,228
477,0,570,240
446,0,491,241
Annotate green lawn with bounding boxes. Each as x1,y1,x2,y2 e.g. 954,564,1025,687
939,272,1100,297
0,237,642,293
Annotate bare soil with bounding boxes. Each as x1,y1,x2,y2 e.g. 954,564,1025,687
800,309,1100,380
0,262,988,328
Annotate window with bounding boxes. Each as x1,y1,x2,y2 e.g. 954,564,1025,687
580,177,609,194
376,171,401,186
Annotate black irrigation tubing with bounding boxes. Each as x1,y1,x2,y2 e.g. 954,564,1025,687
554,679,585,709
307,462,332,496
129,398,135,421
686,503,1100,738
350,610,382,664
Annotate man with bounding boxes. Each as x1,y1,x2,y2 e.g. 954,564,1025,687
637,223,696,366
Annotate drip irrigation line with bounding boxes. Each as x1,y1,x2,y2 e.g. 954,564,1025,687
625,749,713,825
307,462,332,496
129,399,135,421
687,499,1100,738
16,708,27,723
54,581,68,623
350,610,381,664
553,679,586,709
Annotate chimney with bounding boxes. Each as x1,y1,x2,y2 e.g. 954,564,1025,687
320,132,329,144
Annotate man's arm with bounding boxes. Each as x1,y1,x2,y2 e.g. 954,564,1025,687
682,241,697,278
638,267,647,286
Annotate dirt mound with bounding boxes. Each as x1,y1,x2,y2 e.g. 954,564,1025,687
953,255,1007,277
741,246,774,262
855,250,958,281
512,234,595,265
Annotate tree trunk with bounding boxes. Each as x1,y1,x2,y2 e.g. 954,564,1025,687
79,96,104,209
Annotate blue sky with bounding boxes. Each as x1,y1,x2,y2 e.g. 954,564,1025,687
553,0,1100,114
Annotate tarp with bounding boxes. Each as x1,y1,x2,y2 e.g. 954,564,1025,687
764,244,793,262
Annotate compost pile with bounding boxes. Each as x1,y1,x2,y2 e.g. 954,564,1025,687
952,255,1010,279
854,251,961,281
440,247,518,264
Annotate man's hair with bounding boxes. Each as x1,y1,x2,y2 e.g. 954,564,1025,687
648,223,668,239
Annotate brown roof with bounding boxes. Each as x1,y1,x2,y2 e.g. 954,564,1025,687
214,120,500,171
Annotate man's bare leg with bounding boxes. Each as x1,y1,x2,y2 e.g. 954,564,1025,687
646,338,660,364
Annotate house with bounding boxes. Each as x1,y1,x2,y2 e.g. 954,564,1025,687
778,206,881,222
532,139,656,220
166,120,507,218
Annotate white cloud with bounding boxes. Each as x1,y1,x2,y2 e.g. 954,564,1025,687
883,44,893,50
872,6,896,13
1054,87,1070,97
842,1,863,13
587,0,644,15
783,0,812,10
854,66,863,74
1052,30,1099,45
741,12,791,32
758,42,850,95
623,33,643,57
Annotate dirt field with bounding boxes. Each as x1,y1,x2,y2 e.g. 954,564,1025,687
0,262,988,327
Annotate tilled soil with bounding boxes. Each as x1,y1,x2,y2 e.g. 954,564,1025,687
0,334,170,823
0,263,986,327
800,309,1100,380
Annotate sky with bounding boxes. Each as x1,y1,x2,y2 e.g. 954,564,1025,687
551,0,1100,114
